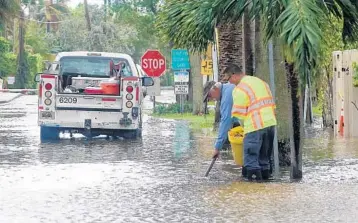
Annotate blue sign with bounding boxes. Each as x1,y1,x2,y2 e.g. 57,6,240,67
171,49,190,70
174,71,189,82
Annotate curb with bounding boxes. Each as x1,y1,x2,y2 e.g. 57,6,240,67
0,93,23,104
160,86,174,90
155,101,176,105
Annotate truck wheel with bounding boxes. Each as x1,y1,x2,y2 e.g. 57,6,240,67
121,129,142,139
138,109,143,138
40,126,60,141
137,128,142,138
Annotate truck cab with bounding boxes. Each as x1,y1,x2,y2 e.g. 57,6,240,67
35,51,154,141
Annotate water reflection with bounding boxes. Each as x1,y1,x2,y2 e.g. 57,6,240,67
172,121,191,159
2,96,358,222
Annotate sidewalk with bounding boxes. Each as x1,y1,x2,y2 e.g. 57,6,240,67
153,88,216,110
155,89,176,104
0,93,23,104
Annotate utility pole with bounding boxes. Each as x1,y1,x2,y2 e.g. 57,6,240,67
104,0,107,21
15,4,27,89
268,40,280,178
13,19,16,53
212,32,219,82
19,10,24,60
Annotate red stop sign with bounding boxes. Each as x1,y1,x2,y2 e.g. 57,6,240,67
141,50,166,77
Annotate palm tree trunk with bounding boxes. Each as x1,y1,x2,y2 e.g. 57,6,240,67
254,20,291,166
15,9,28,89
214,19,243,130
285,61,303,179
243,12,253,76
216,20,243,79
190,52,204,115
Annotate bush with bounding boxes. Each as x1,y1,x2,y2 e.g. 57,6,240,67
27,53,43,88
153,103,192,115
0,37,16,78
0,52,16,78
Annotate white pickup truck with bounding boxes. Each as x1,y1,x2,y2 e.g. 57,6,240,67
35,51,154,141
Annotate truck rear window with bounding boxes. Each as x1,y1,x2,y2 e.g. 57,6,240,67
60,56,133,77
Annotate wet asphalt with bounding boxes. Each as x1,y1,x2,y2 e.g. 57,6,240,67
1,95,358,223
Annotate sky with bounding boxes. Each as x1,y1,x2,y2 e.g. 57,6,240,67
66,0,103,8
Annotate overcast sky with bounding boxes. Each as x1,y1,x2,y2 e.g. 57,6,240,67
67,0,103,8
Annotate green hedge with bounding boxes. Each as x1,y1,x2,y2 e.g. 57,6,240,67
0,37,16,78
27,53,43,88
153,103,192,115
0,36,44,88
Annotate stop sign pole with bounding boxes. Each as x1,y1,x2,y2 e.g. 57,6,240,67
141,49,166,109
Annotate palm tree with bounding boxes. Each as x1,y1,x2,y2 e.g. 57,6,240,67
0,0,19,21
157,0,248,130
34,0,69,32
0,0,20,38
158,0,358,179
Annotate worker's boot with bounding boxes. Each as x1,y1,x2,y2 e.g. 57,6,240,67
241,166,247,178
247,169,262,182
261,169,271,180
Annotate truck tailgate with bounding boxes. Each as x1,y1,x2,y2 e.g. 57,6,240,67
55,94,122,111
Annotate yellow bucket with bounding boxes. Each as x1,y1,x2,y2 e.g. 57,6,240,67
228,126,244,166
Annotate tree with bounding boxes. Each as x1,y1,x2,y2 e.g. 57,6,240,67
157,0,358,179
157,0,245,125
0,0,20,38
54,5,136,54
111,3,158,61
0,37,16,78
0,0,20,21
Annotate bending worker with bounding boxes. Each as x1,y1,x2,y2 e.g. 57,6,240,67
222,64,277,181
203,81,242,169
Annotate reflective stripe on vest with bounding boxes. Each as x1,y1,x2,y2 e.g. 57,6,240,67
232,105,247,116
239,83,256,102
252,110,263,129
236,77,276,132
247,97,275,113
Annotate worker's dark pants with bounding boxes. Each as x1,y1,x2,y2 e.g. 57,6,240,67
243,126,275,171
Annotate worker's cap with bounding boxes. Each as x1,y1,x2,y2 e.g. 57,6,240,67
203,81,217,102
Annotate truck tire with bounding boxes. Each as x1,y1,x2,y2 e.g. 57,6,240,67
122,130,137,139
138,109,143,138
40,126,60,141
137,128,142,138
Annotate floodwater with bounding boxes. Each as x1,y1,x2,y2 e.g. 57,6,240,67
1,95,358,222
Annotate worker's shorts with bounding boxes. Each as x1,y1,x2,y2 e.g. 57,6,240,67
243,126,275,171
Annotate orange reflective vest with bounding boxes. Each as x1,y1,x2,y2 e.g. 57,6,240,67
232,76,277,134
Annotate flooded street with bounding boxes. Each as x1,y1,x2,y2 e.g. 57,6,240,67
1,95,358,222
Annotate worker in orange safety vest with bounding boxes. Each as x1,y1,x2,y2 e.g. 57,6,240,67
222,64,277,181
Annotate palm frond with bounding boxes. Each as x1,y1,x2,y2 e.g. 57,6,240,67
275,0,323,83
0,0,20,21
156,0,215,52
317,0,358,42
260,0,285,44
